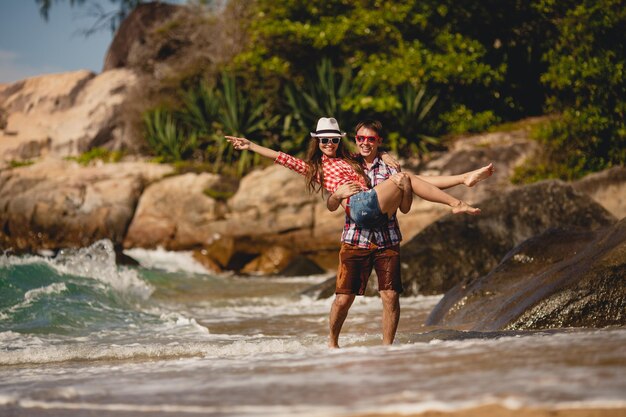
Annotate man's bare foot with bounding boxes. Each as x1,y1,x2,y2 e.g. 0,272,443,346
464,163,495,187
451,200,481,215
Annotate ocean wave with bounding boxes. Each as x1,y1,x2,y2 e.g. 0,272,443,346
1,240,152,299
123,247,209,275
0,337,317,366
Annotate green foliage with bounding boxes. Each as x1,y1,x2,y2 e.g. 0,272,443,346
203,188,235,201
439,105,501,136
143,73,277,176
525,0,626,180
237,0,550,137
387,84,440,154
66,147,125,165
9,160,35,168
283,58,365,153
143,108,199,162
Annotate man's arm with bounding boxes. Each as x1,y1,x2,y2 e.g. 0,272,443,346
326,182,361,212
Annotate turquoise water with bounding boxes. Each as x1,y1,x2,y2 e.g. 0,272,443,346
1,240,625,416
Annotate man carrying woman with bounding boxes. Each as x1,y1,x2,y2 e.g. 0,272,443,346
226,117,493,347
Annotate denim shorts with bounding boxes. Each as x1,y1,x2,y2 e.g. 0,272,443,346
347,189,388,229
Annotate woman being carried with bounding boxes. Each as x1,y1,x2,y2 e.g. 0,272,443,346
226,117,486,229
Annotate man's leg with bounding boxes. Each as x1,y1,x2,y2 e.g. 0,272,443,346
328,293,356,348
374,245,403,345
330,243,374,348
380,290,400,345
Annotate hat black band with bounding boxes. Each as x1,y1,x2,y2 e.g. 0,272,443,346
315,129,341,134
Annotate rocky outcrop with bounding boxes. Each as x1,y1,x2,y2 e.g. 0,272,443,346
400,180,616,295
123,172,236,250
103,2,185,72
426,218,626,330
0,159,172,252
125,165,343,272
573,166,626,220
420,125,541,206
103,2,249,79
0,69,138,166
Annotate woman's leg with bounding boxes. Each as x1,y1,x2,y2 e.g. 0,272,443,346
416,163,495,190
374,173,480,217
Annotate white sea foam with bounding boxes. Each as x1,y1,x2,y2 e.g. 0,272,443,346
1,240,153,299
7,397,626,417
124,247,210,274
0,336,317,366
24,282,67,302
159,312,210,334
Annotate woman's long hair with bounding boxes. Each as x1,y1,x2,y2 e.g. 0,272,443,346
304,137,370,194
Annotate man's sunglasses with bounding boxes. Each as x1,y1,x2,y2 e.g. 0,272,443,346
318,137,341,144
355,135,379,143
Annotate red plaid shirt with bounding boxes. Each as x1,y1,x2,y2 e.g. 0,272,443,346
340,157,402,249
274,152,368,193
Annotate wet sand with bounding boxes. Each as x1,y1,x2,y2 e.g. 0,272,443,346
356,405,626,417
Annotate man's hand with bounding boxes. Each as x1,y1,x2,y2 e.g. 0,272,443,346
327,182,361,211
333,182,361,199
389,172,409,190
380,152,401,171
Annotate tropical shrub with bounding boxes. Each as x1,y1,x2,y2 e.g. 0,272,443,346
527,0,626,180
143,73,277,175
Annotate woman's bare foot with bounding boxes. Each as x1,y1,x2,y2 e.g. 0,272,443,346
451,200,481,215
463,163,495,187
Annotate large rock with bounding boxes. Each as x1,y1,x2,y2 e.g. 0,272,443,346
103,2,249,79
426,218,626,330
419,126,540,206
573,166,626,220
123,172,234,250
0,159,172,252
0,69,138,166
393,126,542,242
123,165,342,272
103,2,185,72
401,180,616,295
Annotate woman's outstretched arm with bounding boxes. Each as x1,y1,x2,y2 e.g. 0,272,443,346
226,135,309,176
226,136,279,159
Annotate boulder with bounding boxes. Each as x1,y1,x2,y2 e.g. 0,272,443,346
419,126,540,206
103,2,249,79
573,166,626,220
0,159,172,252
123,172,235,250
241,245,295,275
278,256,326,277
401,180,616,295
103,2,185,72
0,69,138,166
426,218,626,330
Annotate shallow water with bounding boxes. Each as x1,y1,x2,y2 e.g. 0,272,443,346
1,241,625,416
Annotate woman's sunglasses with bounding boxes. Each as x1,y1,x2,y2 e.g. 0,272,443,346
318,137,341,144
355,135,379,143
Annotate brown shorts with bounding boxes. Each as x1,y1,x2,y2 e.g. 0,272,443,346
336,243,403,295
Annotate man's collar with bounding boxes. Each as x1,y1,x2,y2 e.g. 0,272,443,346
363,154,382,169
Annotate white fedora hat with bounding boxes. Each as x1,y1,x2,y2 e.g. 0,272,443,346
310,117,347,138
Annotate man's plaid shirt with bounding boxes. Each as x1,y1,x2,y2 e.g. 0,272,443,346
341,156,402,249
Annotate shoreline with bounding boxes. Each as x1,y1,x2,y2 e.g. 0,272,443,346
354,405,626,417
